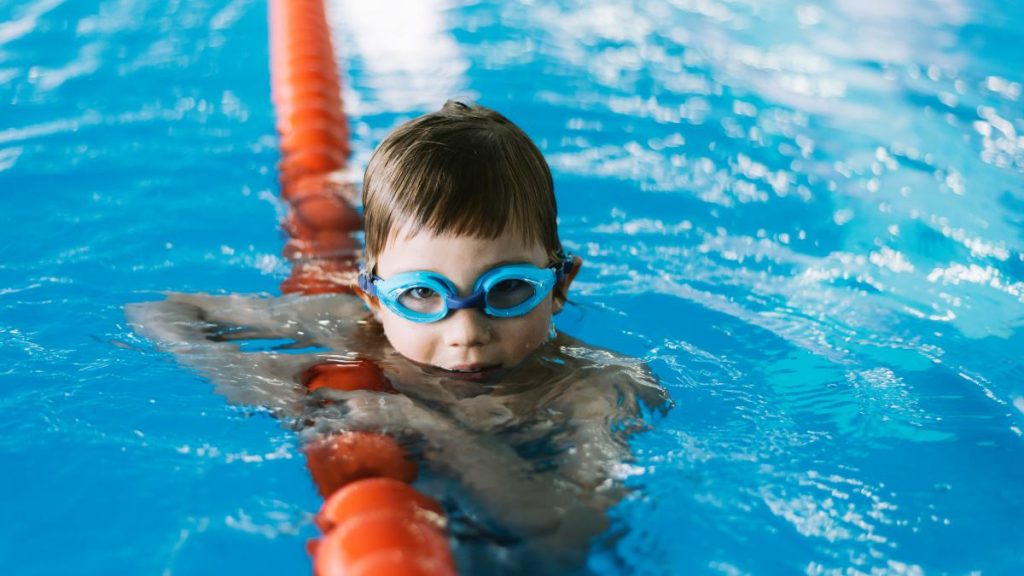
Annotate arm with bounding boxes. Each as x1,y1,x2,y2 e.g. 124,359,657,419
556,359,668,492
306,388,577,538
525,355,669,562
131,291,366,347
124,292,366,416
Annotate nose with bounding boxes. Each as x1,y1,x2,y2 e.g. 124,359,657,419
442,308,492,348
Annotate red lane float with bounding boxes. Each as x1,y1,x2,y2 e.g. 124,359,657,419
314,513,456,576
316,478,445,532
303,360,396,394
304,432,418,498
271,0,356,294
268,0,458,574
314,480,455,576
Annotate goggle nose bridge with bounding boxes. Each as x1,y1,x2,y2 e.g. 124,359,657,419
444,289,487,312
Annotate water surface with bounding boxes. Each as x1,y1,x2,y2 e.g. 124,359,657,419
2,0,1023,573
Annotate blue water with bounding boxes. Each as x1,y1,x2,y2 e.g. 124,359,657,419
2,0,1024,574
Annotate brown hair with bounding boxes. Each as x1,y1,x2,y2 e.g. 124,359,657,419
361,101,564,275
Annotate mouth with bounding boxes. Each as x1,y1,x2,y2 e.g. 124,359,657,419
436,363,503,380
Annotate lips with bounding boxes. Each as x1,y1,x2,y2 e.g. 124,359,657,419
436,363,503,380
446,364,499,373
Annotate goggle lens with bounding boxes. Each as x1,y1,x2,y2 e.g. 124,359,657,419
396,286,444,314
484,278,537,310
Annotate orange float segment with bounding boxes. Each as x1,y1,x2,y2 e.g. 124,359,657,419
280,173,360,240
304,432,418,497
280,124,349,156
281,173,354,202
344,552,458,576
279,261,356,295
278,147,348,183
304,360,395,394
281,236,360,262
313,229,360,251
316,542,456,576
281,229,359,254
316,477,445,532
289,191,361,233
314,512,455,576
335,513,454,569
279,270,346,296
270,4,335,107
283,210,360,245
276,104,348,139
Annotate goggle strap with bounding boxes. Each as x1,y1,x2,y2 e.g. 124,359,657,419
357,270,377,296
555,254,575,281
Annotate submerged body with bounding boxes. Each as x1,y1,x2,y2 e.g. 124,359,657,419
127,291,667,572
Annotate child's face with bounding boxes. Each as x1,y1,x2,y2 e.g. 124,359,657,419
366,228,568,379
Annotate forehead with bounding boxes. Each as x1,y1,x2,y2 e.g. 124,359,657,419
376,226,547,278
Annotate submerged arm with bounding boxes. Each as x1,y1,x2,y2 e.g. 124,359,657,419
125,293,365,416
308,389,578,538
558,363,667,492
527,359,669,559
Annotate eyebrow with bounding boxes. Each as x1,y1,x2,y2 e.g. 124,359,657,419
481,257,540,268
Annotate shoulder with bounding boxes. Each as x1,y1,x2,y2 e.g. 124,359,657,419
550,334,671,417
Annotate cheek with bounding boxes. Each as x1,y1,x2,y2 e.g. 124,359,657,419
378,312,434,361
501,302,553,353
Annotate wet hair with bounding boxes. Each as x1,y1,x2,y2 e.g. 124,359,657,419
361,100,564,279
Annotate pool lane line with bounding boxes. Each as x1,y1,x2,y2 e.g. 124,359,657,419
268,1,458,574
271,0,358,295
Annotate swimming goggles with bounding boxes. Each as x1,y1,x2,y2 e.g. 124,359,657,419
358,255,575,323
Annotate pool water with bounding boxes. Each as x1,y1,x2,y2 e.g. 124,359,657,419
2,0,1024,574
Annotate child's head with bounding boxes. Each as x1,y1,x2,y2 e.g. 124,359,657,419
358,101,580,377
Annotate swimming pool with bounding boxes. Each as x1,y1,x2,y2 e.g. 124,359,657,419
2,0,1023,573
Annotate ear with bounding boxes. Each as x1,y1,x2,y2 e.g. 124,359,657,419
552,255,582,314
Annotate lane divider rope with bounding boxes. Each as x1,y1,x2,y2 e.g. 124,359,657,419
268,1,459,574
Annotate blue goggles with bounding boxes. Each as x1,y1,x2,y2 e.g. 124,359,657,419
358,255,574,323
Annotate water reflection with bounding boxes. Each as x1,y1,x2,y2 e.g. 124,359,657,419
3,0,1021,572
327,0,470,115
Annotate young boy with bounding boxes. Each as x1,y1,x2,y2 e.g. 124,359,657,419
128,101,668,573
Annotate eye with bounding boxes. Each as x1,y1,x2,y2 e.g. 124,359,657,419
407,287,436,300
486,279,536,309
397,286,444,313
